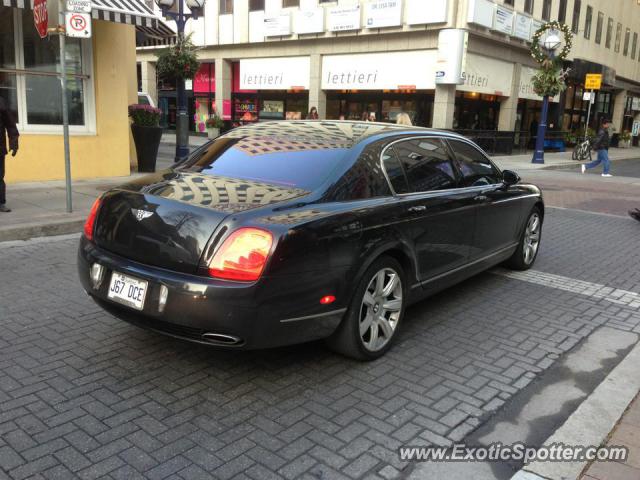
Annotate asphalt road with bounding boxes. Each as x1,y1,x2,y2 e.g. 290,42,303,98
1,167,639,479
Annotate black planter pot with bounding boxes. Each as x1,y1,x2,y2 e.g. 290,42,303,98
131,124,163,173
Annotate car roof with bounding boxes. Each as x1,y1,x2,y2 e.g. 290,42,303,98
221,120,464,150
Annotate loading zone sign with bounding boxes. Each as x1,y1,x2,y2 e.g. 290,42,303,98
65,11,92,38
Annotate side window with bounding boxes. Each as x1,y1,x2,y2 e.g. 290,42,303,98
448,140,502,187
382,147,410,194
393,138,458,193
328,145,392,201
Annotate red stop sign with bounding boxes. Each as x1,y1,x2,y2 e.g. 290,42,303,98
33,0,48,39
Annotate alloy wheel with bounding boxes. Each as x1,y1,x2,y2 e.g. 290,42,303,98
523,213,541,265
359,268,403,352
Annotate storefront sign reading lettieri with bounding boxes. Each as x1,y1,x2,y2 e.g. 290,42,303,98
240,57,310,90
322,51,438,90
459,54,513,96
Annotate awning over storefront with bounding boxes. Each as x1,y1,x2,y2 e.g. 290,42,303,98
2,0,166,28
91,0,159,27
136,20,176,47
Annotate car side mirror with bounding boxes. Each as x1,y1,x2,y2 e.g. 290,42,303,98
502,170,520,186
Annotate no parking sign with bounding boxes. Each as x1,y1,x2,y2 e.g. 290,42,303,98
65,11,91,37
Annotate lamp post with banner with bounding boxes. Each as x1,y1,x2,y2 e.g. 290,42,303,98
154,0,205,163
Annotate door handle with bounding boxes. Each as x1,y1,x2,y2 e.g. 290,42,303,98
474,195,489,202
408,205,427,213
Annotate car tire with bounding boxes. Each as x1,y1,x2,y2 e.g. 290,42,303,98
326,256,406,361
506,206,543,271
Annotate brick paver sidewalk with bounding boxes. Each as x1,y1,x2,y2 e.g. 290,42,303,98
581,393,640,480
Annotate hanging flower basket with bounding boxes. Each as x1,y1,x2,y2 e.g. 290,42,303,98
156,35,200,81
530,21,573,98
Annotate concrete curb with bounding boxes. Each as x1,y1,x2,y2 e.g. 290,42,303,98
0,218,85,242
511,337,640,480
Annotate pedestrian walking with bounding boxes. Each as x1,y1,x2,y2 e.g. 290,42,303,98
0,96,19,213
582,118,612,177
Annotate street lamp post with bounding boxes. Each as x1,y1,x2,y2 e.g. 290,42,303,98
531,32,562,165
155,0,205,163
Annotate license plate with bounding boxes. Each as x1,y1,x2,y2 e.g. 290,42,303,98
107,272,148,311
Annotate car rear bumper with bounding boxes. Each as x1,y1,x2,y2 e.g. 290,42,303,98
77,238,347,349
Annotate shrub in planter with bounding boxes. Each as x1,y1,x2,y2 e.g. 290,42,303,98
129,104,163,172
205,114,224,139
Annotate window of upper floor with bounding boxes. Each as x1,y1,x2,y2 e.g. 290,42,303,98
557,0,567,23
623,28,631,56
631,32,638,60
249,0,265,12
614,22,622,53
283,0,300,7
542,0,552,21
595,11,603,44
605,17,613,49
584,5,592,40
571,0,581,34
219,0,233,15
524,0,534,14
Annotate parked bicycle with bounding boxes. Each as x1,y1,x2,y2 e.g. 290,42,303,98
572,137,593,162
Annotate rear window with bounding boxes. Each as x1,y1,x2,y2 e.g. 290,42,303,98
178,136,349,191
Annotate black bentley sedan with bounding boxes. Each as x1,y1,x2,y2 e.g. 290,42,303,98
78,121,543,360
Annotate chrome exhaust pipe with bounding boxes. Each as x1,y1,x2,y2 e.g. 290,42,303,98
201,332,243,346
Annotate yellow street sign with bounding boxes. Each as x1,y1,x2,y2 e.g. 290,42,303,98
585,73,602,90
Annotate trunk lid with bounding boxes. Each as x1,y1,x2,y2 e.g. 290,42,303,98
93,171,309,273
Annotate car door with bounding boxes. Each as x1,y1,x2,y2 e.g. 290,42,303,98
446,139,524,259
382,137,478,282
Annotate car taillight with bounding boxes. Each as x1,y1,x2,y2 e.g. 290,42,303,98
208,228,274,282
83,197,102,241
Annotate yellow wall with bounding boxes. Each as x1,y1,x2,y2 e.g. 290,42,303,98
7,20,137,183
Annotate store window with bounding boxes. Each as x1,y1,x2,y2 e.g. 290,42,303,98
219,0,233,14
614,23,622,53
584,6,592,40
393,139,457,193
542,0,552,21
632,32,638,60
249,0,264,11
571,0,581,34
524,0,534,14
557,0,567,23
605,17,613,49
623,28,630,56
595,12,603,44
0,8,93,131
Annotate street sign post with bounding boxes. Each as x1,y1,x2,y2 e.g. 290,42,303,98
583,74,602,142
66,0,91,12
33,0,48,38
585,73,602,90
65,11,91,37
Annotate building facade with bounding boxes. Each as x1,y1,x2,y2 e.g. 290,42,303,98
137,0,640,142
1,0,167,183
